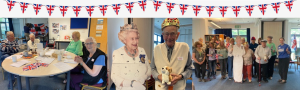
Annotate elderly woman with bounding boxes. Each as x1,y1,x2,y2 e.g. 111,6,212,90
258,38,262,45
199,38,206,50
206,42,217,81
192,42,206,82
242,42,254,82
277,37,291,84
266,36,277,80
227,38,234,80
66,31,83,56
69,37,107,90
232,36,245,83
27,33,40,51
216,39,228,79
111,23,151,90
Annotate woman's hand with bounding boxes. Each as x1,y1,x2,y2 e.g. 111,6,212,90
74,56,84,64
219,54,223,56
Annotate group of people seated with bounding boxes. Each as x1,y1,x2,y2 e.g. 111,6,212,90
193,35,291,84
0,31,107,90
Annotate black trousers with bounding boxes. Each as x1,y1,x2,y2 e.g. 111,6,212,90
267,55,276,77
279,58,290,80
252,58,258,76
256,63,268,81
193,62,206,79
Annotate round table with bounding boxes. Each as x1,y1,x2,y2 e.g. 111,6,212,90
2,50,78,90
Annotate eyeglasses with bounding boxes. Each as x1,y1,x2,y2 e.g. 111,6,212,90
163,32,177,37
84,42,94,46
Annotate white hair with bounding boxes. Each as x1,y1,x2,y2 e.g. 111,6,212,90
6,31,14,36
85,37,97,44
29,33,35,38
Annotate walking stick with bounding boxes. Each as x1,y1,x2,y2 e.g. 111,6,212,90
259,59,261,86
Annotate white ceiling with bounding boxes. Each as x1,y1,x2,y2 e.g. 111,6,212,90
153,18,192,30
206,18,300,24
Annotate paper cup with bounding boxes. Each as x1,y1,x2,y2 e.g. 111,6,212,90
57,55,62,61
12,56,17,62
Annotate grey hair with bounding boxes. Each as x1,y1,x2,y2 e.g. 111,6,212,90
6,31,14,36
236,35,241,39
29,33,35,37
118,23,139,44
85,37,97,44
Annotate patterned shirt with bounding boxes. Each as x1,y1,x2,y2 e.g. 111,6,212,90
1,39,20,56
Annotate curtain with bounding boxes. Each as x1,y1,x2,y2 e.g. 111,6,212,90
247,28,250,43
161,35,164,43
214,28,232,38
8,18,14,32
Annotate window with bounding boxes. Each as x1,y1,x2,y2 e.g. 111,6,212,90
290,28,300,51
154,34,162,48
232,29,247,43
0,18,10,39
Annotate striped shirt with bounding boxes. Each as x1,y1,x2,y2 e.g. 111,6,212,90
1,39,20,56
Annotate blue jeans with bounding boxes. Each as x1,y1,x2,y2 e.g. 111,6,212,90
227,56,233,78
1,54,16,88
208,60,216,76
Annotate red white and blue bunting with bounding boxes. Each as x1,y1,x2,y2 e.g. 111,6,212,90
5,0,296,17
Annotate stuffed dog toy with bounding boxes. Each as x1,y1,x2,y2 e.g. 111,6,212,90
161,66,172,85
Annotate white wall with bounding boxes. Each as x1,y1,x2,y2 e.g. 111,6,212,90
154,25,162,35
48,18,89,49
192,18,217,43
107,18,126,90
133,18,153,59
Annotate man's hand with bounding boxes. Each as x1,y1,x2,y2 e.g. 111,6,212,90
13,47,16,50
257,57,261,60
2,44,6,47
158,74,163,82
170,74,182,86
273,50,276,53
286,48,289,52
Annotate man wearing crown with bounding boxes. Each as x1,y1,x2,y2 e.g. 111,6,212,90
150,18,193,90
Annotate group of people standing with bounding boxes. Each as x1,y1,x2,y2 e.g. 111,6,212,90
193,35,291,84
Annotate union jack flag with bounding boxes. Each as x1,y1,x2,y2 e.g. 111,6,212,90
179,4,188,15
46,5,56,16
59,6,69,17
271,2,281,14
284,0,294,12
72,6,82,17
205,6,215,17
292,33,297,51
192,5,201,16
232,6,241,17
219,6,228,17
23,65,32,71
153,0,162,11
6,0,16,11
245,5,254,16
125,2,134,13
138,0,147,11
20,2,29,13
33,4,43,15
166,2,175,14
112,4,121,15
99,5,108,16
258,4,268,15
86,6,95,17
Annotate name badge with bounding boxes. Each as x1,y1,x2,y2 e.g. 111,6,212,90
178,57,183,60
278,49,284,52
199,57,202,60
91,59,95,62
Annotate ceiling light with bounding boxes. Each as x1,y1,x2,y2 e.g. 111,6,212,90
208,20,221,28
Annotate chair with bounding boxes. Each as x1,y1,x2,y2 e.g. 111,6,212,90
145,76,155,90
46,37,55,49
290,53,297,71
80,75,108,90
297,57,300,70
0,50,4,80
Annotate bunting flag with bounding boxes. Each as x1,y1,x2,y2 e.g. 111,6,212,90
271,2,281,14
206,6,215,17
219,6,228,17
232,6,242,17
245,5,255,16
59,6,69,17
166,2,175,14
99,5,108,16
153,0,162,12
192,5,201,16
258,4,268,15
284,0,294,12
125,2,135,13
112,4,121,15
138,0,147,11
46,5,55,16
86,6,95,17
33,4,42,15
6,0,16,12
179,4,188,15
292,33,297,51
20,2,29,13
72,6,82,17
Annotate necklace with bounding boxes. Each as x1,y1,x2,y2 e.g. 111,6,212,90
125,46,137,60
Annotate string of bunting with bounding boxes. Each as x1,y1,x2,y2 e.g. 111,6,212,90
5,0,296,17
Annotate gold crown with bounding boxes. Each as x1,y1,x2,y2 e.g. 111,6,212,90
161,18,180,29
120,23,138,31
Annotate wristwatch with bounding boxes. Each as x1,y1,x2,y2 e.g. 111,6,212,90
130,80,136,87
180,74,184,80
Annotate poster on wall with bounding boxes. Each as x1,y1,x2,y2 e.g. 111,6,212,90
96,25,103,30
52,23,59,28
53,29,59,34
97,19,103,24
60,25,67,30
96,31,102,37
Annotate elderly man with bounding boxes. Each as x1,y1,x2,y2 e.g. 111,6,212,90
151,18,192,90
0,31,19,89
27,34,40,51
249,37,258,78
254,40,271,82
